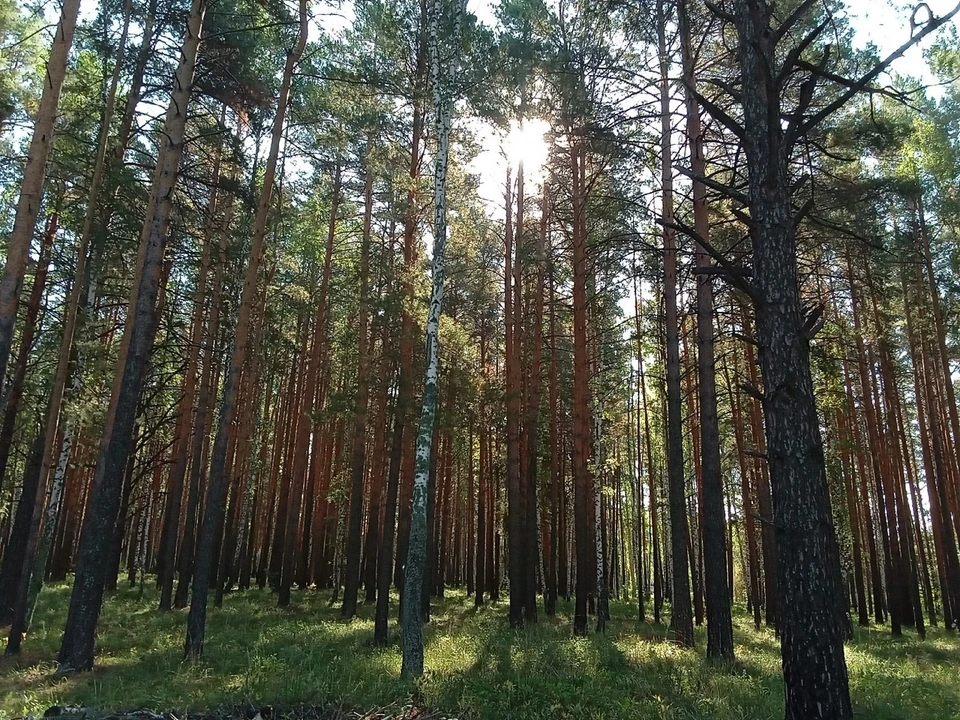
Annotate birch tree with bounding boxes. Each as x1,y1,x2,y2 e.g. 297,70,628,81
400,0,466,678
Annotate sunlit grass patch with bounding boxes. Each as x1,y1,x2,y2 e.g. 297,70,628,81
1,581,957,719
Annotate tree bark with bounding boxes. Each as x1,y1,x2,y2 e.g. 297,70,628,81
658,0,693,648
678,0,732,659
570,134,592,638
0,214,55,491
56,0,205,672
342,146,375,618
184,0,305,658
400,0,464,677
0,0,81,394
158,141,221,610
504,163,524,629
520,180,548,624
732,0,852,714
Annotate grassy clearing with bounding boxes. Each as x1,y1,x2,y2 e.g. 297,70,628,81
1,581,958,719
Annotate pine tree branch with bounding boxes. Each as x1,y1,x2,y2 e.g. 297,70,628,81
659,217,760,302
675,165,750,205
691,87,746,141
773,0,822,43
777,16,831,87
795,1,960,137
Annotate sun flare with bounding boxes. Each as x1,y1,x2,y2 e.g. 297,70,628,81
504,118,552,177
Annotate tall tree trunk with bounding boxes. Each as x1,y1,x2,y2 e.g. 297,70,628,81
903,267,960,627
848,252,900,634
520,180,548,624
678,0,732,659
280,164,339,607
158,141,221,610
387,1,427,603
723,354,761,629
742,310,778,628
56,0,205,672
545,254,559,616
570,134,592,637
363,329,389,603
0,214,55,490
475,394,486,608
504,163,524,629
0,0,81,394
732,0,852,714
658,0,693,648
342,147,374,618
400,0,463,677
631,265,647,621
638,312,661,623
0,429,45,625
835,404,869,627
184,0,306,658
175,195,231,608
916,194,960,510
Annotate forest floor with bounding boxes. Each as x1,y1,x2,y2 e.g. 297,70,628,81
1,582,958,719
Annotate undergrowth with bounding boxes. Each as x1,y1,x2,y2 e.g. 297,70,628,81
1,581,957,719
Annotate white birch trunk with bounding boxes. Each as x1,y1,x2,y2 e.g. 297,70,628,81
400,0,466,678
25,418,74,626
594,402,607,632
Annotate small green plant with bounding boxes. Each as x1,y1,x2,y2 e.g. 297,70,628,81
1,583,957,719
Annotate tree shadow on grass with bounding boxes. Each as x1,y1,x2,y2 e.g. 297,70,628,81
6,586,960,720
848,623,960,664
420,607,786,720
1,583,408,718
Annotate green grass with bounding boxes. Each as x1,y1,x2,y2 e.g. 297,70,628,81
2,581,958,719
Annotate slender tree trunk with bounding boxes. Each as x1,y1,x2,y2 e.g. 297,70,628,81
545,257,559,616
401,0,463,676
280,165,339,607
678,0,732,659
742,310,778,628
504,163,525,628
3,0,130,643
184,0,306,658
158,142,221,610
658,0,693,648
388,5,427,601
55,0,205,672
724,355,762,629
916,194,960,507
903,267,960,627
835,404,869,627
0,215,55,490
848,252,900,634
638,326,661,623
363,330,389,603
0,0,81,393
476,381,487,608
375,372,404,644
519,181,548,624
341,146,374,616
175,196,231,608
570,135,592,637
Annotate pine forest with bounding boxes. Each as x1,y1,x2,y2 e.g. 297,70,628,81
0,0,959,717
